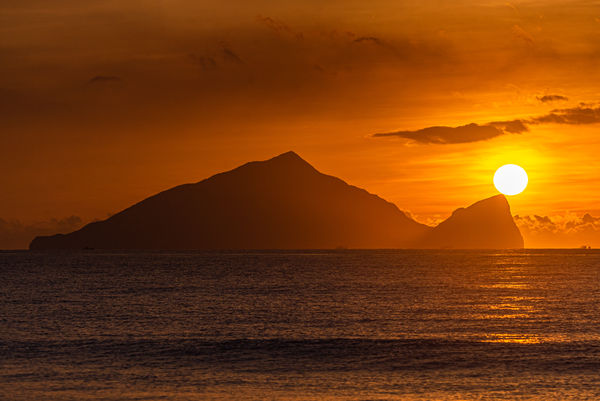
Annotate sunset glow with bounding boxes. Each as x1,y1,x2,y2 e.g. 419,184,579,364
2,0,600,249
4,2,600,400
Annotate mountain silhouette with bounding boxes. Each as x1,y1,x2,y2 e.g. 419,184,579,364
30,152,524,250
30,152,430,249
419,195,524,249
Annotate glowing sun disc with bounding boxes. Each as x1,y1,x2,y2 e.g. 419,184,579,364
493,164,528,196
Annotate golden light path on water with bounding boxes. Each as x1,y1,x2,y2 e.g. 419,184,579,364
479,255,554,344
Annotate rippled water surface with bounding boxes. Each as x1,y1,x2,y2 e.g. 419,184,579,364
1,250,600,400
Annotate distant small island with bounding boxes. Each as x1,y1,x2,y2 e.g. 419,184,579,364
30,151,523,250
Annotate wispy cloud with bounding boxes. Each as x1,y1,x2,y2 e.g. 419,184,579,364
188,44,244,71
256,15,303,39
515,213,600,248
512,24,535,46
188,54,217,71
222,46,244,65
537,94,568,103
353,36,385,46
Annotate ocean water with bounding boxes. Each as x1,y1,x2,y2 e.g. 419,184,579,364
1,250,600,400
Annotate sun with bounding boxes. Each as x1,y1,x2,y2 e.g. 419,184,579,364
493,164,528,196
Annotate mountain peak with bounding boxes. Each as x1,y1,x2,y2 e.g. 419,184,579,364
204,151,318,184
227,150,319,178
421,194,523,249
474,194,509,207
264,151,313,168
452,194,509,215
272,150,303,160
30,151,427,250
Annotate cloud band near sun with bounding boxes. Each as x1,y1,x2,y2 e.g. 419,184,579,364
375,105,600,145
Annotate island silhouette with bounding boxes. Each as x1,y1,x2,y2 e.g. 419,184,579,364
29,151,523,250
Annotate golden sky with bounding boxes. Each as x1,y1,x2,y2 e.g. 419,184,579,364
2,0,600,247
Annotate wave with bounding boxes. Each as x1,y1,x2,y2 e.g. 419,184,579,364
3,338,600,374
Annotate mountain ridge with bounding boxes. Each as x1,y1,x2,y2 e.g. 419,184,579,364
30,151,523,250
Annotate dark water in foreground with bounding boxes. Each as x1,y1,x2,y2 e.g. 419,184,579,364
1,250,600,400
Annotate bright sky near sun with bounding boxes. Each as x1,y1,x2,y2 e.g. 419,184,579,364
2,0,600,247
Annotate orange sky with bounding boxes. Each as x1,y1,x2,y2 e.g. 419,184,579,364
2,0,600,247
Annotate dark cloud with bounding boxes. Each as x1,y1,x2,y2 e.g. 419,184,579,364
375,106,600,145
88,75,121,84
222,47,244,65
373,123,505,144
530,105,600,125
537,94,568,103
353,36,385,46
488,119,529,134
0,216,83,249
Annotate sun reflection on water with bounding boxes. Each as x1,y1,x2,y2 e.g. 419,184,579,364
479,283,532,289
487,303,536,311
474,258,551,343
483,333,543,344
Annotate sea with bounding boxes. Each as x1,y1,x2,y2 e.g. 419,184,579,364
1,250,600,400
